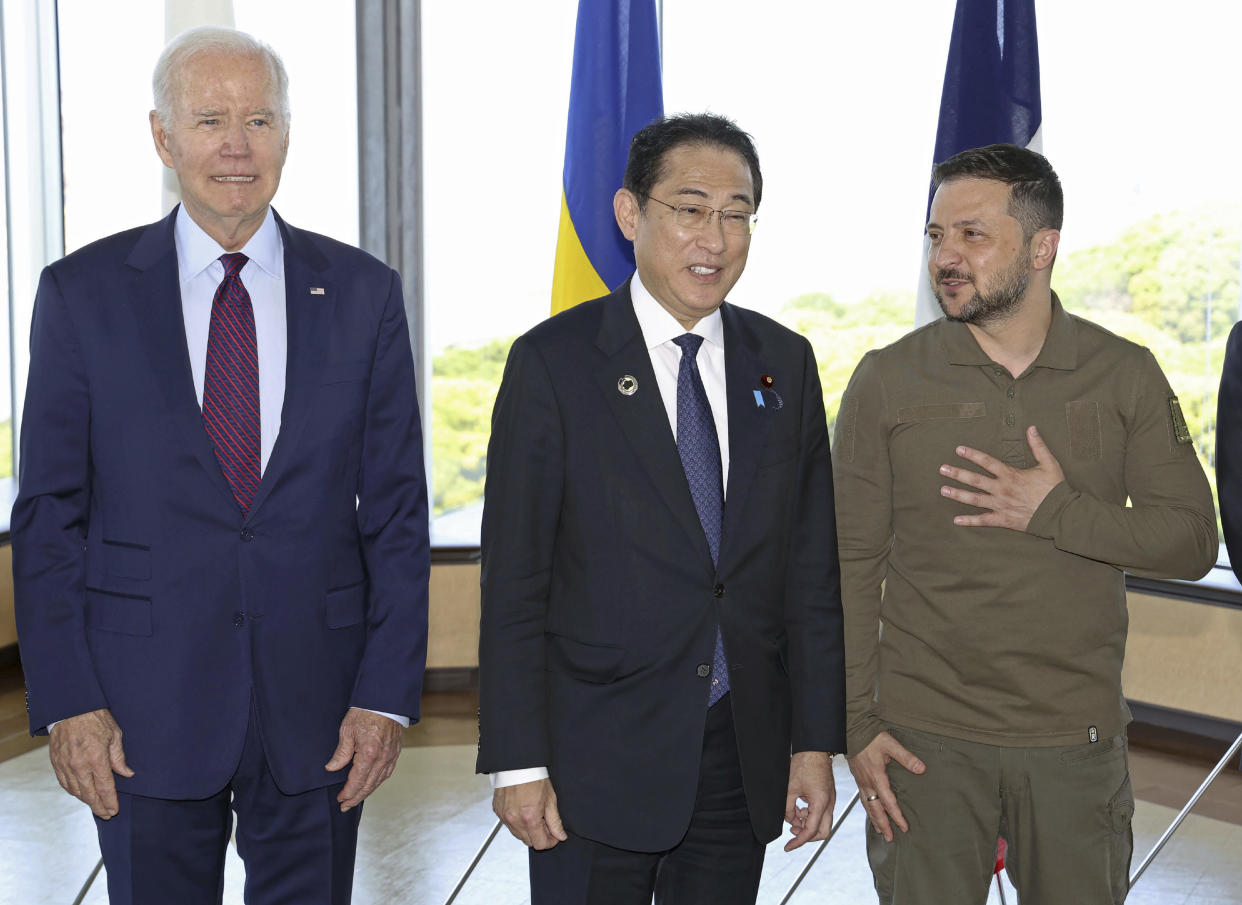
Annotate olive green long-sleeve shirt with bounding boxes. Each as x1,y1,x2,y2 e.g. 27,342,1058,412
832,295,1217,755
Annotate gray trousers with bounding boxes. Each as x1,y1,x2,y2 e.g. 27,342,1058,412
867,723,1133,905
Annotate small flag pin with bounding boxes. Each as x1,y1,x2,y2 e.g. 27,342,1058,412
309,287,325,295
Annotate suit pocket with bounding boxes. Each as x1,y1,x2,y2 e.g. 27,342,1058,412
85,589,153,636
757,438,799,469
320,360,371,385
103,540,151,580
325,581,366,629
546,633,625,684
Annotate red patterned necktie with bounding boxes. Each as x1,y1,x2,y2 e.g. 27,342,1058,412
202,252,260,514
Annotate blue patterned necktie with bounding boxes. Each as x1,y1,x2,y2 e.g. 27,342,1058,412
672,333,729,706
202,252,260,514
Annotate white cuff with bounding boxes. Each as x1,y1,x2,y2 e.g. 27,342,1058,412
359,708,410,728
490,767,550,789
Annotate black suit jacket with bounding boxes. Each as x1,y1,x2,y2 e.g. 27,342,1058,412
477,283,845,851
1218,321,1242,576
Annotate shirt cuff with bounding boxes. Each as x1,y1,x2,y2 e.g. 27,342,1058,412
1025,479,1075,539
358,708,410,729
490,767,550,789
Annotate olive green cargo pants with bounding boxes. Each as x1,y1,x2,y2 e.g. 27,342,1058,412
866,723,1133,905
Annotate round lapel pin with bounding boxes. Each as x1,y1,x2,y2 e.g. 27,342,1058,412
617,375,638,396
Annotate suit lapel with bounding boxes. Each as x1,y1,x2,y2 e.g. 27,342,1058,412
245,214,333,518
719,303,775,565
127,209,237,508
594,286,715,566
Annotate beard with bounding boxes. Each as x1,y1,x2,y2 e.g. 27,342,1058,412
934,248,1032,326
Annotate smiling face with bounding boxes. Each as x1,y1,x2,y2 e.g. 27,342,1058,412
614,143,755,329
926,177,1037,326
150,50,289,251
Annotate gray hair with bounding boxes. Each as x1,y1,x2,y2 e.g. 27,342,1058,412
152,26,290,131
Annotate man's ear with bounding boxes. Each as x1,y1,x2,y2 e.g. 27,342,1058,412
150,110,176,170
614,188,639,241
1031,228,1060,272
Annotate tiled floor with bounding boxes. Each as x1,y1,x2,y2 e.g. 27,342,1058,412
3,743,1242,904
2,690,1240,904
2,685,1242,903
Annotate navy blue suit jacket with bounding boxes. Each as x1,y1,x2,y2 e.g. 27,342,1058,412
12,207,429,799
477,283,845,851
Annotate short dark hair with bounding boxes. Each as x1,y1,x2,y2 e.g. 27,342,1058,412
932,143,1062,238
623,112,763,211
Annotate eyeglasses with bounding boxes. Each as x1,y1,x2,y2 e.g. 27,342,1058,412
645,195,758,237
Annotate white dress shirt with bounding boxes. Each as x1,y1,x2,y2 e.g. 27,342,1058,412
491,274,730,789
176,206,286,474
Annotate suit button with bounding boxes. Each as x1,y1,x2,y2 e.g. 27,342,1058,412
232,612,245,627
240,528,254,541
696,664,711,677
713,583,725,598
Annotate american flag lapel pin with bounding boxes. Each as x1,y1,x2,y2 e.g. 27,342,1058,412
309,287,326,295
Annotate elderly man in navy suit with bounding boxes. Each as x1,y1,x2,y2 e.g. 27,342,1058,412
12,26,428,905
477,113,846,905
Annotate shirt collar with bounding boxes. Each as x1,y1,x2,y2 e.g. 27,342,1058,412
630,272,725,353
1029,292,1078,371
174,205,284,282
941,290,1077,371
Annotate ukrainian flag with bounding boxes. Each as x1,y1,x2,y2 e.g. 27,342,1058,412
551,0,663,315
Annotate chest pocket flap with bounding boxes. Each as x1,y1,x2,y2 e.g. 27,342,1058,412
896,402,986,423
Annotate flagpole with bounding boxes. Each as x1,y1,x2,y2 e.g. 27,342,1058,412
776,791,860,904
71,857,104,905
656,0,663,67
1129,731,1242,890
442,818,503,905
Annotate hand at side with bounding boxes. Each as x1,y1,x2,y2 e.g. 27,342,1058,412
49,708,134,819
493,778,568,850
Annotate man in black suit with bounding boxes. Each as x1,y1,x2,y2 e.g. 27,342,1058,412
1218,323,1242,574
476,113,845,904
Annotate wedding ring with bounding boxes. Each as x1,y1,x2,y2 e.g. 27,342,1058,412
865,794,880,801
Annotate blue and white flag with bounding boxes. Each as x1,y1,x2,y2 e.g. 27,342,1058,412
916,0,1042,325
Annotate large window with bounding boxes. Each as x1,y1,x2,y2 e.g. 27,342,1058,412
422,0,580,545
58,1,358,254
0,1,361,530
1041,1,1241,562
9,1,1242,558
1,0,63,506
424,0,1242,557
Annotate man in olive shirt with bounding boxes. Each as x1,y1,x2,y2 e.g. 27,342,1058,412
833,144,1216,905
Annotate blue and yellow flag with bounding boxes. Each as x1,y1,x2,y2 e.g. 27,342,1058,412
550,0,663,315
